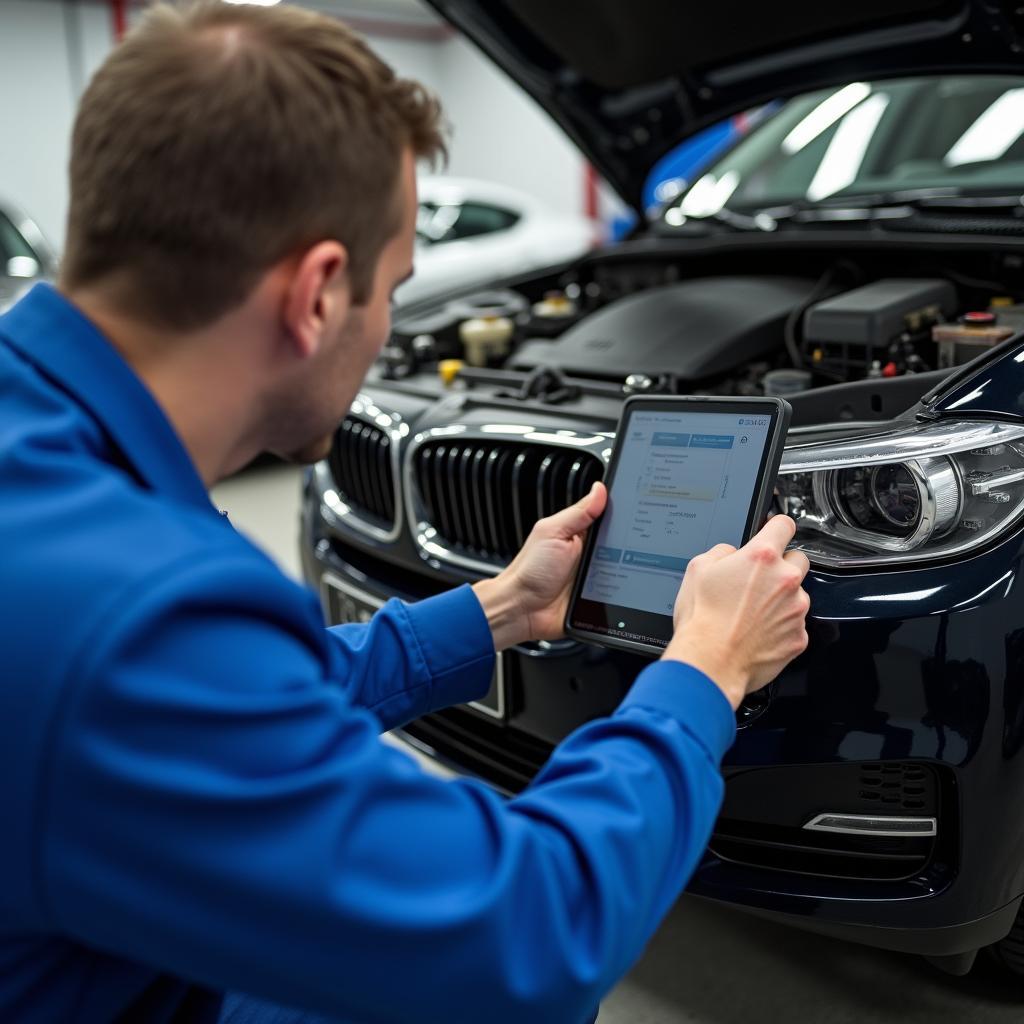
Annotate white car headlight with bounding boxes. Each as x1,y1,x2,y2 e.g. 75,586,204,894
777,419,1024,567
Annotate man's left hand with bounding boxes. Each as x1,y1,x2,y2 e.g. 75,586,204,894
472,482,607,651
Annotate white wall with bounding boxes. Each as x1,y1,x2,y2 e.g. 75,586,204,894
0,0,587,254
434,35,583,216
0,0,110,248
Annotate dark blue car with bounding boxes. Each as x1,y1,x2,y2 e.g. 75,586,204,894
301,1,1024,981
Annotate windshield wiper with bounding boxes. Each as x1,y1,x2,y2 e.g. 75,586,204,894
750,188,1024,227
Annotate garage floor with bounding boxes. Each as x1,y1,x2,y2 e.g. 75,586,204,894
212,463,1024,1023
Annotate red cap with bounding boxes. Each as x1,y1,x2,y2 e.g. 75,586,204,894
882,361,899,377
960,311,998,326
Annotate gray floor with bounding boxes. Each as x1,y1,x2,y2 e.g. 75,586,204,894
212,464,1024,1023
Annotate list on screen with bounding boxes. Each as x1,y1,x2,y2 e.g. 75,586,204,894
581,409,771,617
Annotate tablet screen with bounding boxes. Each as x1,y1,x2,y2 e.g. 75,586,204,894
573,404,777,643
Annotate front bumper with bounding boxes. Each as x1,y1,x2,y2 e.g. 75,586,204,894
302,467,1024,956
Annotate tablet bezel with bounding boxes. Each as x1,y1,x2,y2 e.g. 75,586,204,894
566,394,792,657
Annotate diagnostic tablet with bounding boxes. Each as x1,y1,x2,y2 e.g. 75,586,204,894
566,395,791,656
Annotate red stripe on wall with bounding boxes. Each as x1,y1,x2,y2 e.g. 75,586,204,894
110,0,128,42
584,163,600,220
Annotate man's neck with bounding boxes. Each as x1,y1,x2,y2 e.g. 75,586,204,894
62,285,267,487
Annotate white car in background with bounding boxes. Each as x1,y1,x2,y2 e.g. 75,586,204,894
0,200,55,313
397,176,602,307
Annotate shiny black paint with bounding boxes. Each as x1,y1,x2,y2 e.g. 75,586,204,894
926,334,1024,420
687,522,1024,942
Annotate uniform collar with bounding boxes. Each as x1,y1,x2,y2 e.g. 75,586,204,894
0,283,214,511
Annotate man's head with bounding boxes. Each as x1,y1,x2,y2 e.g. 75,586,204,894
62,0,445,468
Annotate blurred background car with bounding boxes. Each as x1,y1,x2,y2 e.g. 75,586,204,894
0,200,55,314
396,175,602,307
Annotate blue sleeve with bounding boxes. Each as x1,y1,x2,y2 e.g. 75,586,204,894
37,554,735,1024
322,585,494,730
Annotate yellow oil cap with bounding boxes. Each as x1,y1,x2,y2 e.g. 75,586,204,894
439,359,463,386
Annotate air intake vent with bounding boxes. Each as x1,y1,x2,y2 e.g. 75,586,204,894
328,416,396,529
412,440,603,564
856,763,931,811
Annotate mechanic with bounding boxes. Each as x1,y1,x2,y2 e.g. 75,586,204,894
0,3,811,1023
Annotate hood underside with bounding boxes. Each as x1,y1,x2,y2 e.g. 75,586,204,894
424,0,1024,212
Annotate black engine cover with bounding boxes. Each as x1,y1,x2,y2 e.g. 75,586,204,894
511,276,815,382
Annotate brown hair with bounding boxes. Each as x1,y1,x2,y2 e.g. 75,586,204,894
62,0,446,329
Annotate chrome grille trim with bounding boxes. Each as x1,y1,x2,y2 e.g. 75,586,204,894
803,813,938,837
322,394,405,543
405,424,612,575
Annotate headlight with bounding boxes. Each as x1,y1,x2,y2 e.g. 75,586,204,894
777,419,1024,567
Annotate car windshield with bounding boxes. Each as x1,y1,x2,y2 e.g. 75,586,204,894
663,75,1024,221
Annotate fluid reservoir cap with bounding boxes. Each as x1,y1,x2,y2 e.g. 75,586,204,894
438,359,463,386
623,373,654,394
762,368,811,396
960,311,998,327
532,292,577,319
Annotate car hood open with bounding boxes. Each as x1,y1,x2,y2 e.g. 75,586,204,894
423,0,1024,213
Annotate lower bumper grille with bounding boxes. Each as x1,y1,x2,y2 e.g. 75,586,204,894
399,708,551,794
709,820,933,881
710,761,942,882
400,711,945,883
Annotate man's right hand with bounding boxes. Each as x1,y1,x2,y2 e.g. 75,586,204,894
663,515,810,711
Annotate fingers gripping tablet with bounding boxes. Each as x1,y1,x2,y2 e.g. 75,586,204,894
566,395,792,656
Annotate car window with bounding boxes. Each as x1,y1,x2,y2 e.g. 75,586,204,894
662,75,1024,218
0,210,39,268
449,202,520,240
417,201,520,245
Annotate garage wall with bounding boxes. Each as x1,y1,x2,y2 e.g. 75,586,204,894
0,1,110,249
435,34,584,217
0,0,587,254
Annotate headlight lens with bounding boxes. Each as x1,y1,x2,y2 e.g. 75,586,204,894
777,419,1024,567
837,464,921,534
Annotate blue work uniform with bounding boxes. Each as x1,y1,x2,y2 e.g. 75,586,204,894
0,284,736,1024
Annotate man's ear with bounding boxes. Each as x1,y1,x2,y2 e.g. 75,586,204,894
282,240,350,360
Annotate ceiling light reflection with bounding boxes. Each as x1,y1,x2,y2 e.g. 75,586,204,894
782,82,872,155
806,92,890,201
944,88,1024,166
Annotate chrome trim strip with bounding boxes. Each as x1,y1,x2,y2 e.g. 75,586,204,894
319,570,386,619
467,652,506,720
319,393,406,543
803,813,937,837
780,419,1024,474
403,423,613,576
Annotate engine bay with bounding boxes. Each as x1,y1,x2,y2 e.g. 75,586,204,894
380,243,1024,423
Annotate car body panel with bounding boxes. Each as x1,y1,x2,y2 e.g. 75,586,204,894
926,334,1024,420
